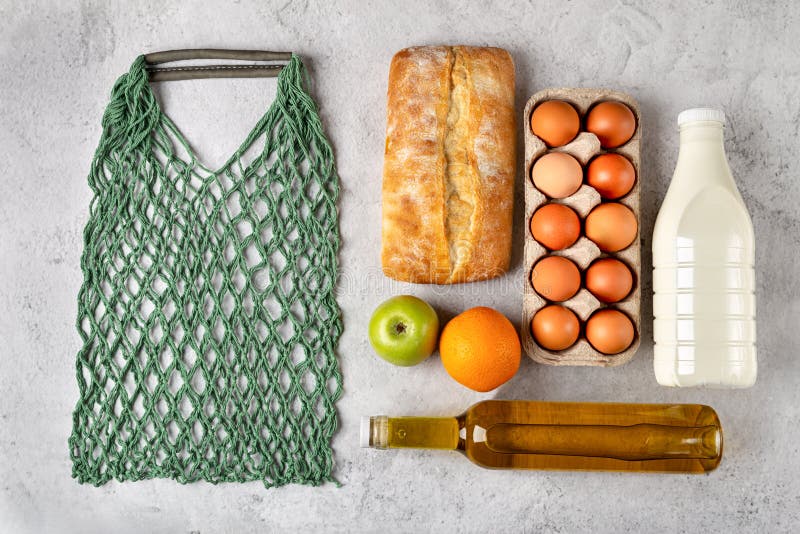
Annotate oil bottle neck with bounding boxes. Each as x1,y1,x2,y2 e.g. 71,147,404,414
361,416,460,450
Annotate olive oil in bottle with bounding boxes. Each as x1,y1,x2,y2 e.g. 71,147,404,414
361,400,722,473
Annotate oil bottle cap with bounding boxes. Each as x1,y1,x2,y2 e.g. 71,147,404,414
360,416,371,448
678,108,726,126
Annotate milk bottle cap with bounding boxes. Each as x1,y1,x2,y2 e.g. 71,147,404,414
678,108,726,126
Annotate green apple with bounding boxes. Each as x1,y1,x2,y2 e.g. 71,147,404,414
368,295,439,366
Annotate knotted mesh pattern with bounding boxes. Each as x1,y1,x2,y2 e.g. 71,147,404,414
69,54,343,487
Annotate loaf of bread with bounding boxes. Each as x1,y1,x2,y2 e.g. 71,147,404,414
381,45,516,284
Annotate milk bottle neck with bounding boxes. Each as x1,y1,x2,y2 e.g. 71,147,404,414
679,120,725,146
675,121,734,189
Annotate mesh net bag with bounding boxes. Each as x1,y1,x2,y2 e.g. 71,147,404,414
69,54,343,487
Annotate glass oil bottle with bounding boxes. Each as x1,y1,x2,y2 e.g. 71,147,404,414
361,400,722,473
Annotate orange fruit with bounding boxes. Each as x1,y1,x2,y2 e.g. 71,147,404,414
439,307,521,392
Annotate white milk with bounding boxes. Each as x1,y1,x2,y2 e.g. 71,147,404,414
652,108,756,388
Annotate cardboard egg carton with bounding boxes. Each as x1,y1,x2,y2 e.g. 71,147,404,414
522,88,641,366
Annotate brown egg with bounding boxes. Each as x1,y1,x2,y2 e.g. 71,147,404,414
530,100,580,147
585,203,637,252
587,154,636,199
585,309,634,354
585,258,633,303
529,204,581,251
531,256,581,302
586,101,636,148
531,152,583,199
531,305,580,351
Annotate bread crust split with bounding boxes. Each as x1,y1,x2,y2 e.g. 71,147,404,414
381,45,516,284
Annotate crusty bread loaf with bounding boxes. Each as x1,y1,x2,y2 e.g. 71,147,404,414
381,45,516,284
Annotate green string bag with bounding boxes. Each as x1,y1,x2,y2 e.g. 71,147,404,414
69,54,343,487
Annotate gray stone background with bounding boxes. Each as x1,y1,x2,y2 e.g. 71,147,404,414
1,1,798,532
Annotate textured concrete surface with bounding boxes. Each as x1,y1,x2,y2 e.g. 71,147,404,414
1,1,799,532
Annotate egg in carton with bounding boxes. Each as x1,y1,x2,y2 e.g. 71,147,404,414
522,88,641,366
